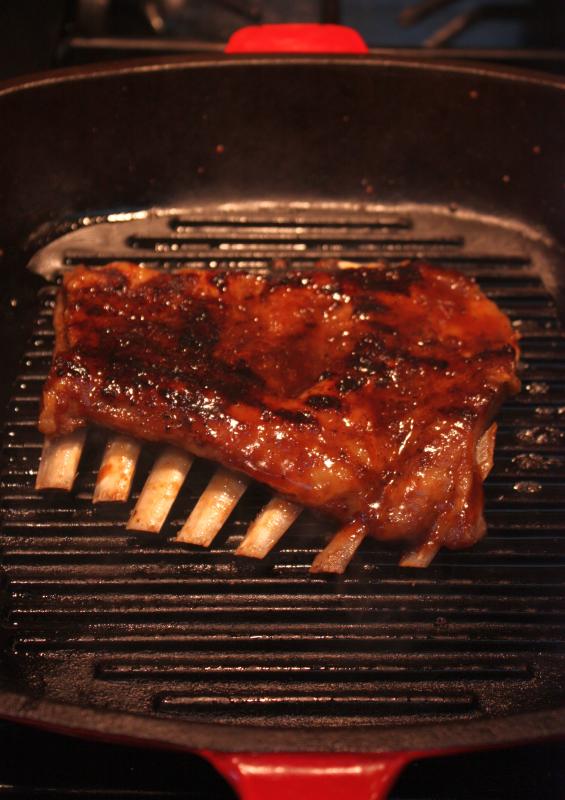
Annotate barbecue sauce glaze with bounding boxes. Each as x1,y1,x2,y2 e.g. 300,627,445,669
40,262,520,549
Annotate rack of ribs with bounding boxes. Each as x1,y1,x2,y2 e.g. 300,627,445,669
36,260,520,571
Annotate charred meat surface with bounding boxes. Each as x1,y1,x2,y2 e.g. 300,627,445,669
40,262,520,549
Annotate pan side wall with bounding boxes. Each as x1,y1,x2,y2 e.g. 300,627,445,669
0,60,563,253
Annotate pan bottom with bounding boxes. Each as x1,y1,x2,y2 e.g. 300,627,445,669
1,200,564,737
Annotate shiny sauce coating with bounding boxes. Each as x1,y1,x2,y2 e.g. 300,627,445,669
40,262,520,548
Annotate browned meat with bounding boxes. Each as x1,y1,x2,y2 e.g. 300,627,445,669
40,261,520,549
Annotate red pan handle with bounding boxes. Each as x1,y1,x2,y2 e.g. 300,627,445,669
225,23,369,54
203,751,415,800
210,21,409,800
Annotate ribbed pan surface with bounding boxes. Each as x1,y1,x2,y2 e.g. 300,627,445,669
1,204,564,730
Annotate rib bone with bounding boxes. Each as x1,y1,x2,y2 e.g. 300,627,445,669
399,539,441,568
36,418,499,569
93,435,141,503
127,446,193,533
310,519,367,574
476,423,496,481
35,430,87,491
236,496,302,559
176,467,249,546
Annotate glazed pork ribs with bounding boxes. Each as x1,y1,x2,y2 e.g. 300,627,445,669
37,261,520,570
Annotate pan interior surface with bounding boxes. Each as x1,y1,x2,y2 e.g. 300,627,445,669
1,200,564,739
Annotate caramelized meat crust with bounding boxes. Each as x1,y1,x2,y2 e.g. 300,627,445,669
40,262,520,549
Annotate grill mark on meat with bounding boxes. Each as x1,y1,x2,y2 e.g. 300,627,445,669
348,263,423,293
306,395,343,411
54,354,90,381
266,408,318,425
39,261,520,549
336,375,366,394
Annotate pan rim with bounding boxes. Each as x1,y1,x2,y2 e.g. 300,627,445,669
0,52,564,102
0,689,562,753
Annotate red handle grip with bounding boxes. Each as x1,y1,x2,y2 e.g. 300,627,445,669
203,751,414,800
225,23,368,54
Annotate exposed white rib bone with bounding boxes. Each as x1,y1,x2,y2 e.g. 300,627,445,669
310,520,367,574
35,430,87,491
337,259,363,269
176,467,249,547
127,446,193,533
399,539,441,568
477,423,496,481
236,496,302,559
93,435,141,503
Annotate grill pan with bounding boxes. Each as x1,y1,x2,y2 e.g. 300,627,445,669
0,26,564,798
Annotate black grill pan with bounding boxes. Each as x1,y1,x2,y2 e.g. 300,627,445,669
0,45,564,798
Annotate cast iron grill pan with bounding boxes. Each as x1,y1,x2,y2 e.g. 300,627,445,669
1,202,564,736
